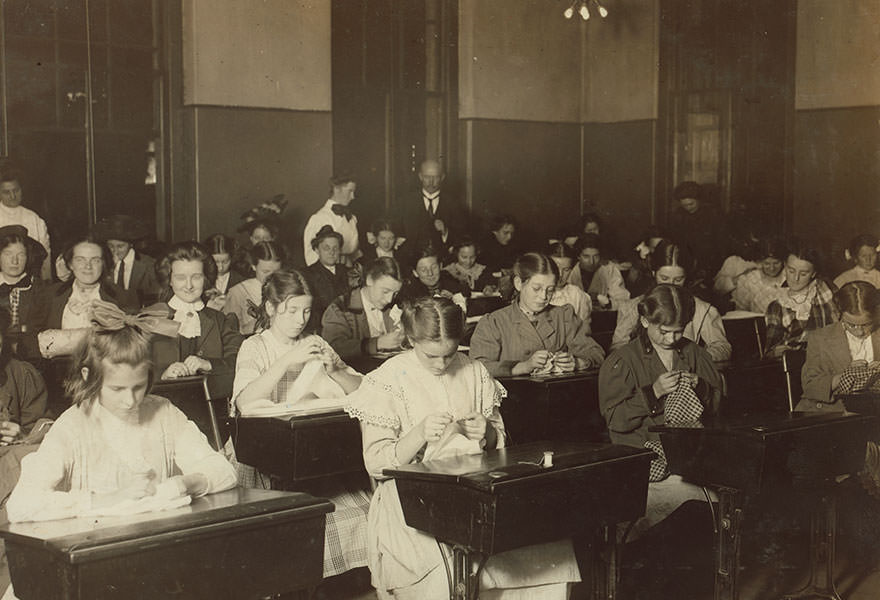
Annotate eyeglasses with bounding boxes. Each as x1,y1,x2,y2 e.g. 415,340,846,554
71,256,103,268
842,320,873,333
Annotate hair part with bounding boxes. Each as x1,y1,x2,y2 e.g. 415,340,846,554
256,269,311,330
650,240,693,275
248,240,285,266
364,256,402,283
400,296,465,345
637,284,696,329
834,281,879,317
204,233,238,257
514,252,559,284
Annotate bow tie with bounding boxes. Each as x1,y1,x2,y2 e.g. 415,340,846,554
331,203,354,221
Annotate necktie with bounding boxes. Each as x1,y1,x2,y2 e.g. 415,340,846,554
116,261,126,289
424,196,438,216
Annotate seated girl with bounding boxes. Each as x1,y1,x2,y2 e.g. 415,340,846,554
443,237,496,295
470,252,605,377
360,218,401,263
6,304,236,523
611,241,732,362
547,241,591,323
203,233,244,311
321,257,405,360
799,281,880,411
37,236,128,358
480,213,518,275
152,241,244,380
397,243,466,307
764,239,837,356
599,284,723,448
345,296,581,598
568,234,630,310
223,240,284,335
231,270,367,578
834,234,880,290
304,225,352,334
0,225,48,360
730,236,787,314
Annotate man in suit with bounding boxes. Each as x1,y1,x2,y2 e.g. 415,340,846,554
94,214,162,309
402,159,467,259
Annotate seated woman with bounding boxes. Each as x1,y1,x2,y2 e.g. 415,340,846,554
469,252,605,377
345,296,581,598
834,234,880,290
359,218,401,264
611,241,732,362
568,234,630,310
443,237,495,295
232,269,366,578
36,236,127,358
730,236,787,314
547,241,591,323
0,225,48,360
152,241,244,380
799,281,880,411
203,233,244,311
223,240,284,335
765,239,837,356
322,257,404,360
5,305,236,524
397,243,466,307
303,225,351,334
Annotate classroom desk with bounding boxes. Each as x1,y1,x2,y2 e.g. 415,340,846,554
498,370,608,445
0,487,333,600
386,441,653,600
233,410,366,489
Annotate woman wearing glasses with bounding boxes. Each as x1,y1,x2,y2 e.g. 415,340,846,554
35,236,127,358
799,281,880,410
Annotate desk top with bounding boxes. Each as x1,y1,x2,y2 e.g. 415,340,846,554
0,487,333,561
652,411,878,438
385,441,652,492
498,368,599,384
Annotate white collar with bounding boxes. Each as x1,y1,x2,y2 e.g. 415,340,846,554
120,247,135,265
422,190,440,200
360,287,382,312
168,296,204,338
0,273,25,286
169,295,205,313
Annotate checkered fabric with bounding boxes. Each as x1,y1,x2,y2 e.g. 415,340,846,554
837,364,880,395
645,381,705,482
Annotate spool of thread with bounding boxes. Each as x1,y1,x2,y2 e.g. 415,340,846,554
542,451,554,468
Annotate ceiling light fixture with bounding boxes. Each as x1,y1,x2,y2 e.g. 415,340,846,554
563,0,608,21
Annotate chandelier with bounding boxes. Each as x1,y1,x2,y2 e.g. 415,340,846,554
563,0,608,21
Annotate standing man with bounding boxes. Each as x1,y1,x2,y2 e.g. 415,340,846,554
402,159,466,257
303,175,360,266
0,163,51,281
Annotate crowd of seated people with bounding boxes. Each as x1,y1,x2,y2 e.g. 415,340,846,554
0,154,879,599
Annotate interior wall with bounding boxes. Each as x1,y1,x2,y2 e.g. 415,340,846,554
792,0,880,259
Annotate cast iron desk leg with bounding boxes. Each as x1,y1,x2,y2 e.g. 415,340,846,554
715,487,744,600
452,545,483,600
782,494,842,600
594,525,619,600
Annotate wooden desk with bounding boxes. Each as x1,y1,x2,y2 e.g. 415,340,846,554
0,487,333,600
654,412,879,600
386,441,653,600
233,410,366,489
498,370,607,445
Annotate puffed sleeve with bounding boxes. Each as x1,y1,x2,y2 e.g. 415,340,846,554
801,329,834,402
598,351,660,439
611,298,639,352
344,373,404,479
207,311,244,374
604,264,631,309
695,303,732,362
165,403,236,495
469,312,517,377
6,416,91,522
560,304,605,367
9,360,49,432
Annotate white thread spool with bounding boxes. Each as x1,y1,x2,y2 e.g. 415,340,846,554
542,451,554,468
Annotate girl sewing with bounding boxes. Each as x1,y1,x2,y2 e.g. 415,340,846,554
152,241,244,379
443,237,495,295
223,240,284,335
799,281,880,411
5,302,236,524
345,296,580,598
231,269,367,578
469,252,604,377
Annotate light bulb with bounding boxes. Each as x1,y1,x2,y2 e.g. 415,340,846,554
579,3,590,20
563,6,574,19
597,4,608,18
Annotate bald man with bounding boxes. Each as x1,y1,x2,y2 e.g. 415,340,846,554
401,160,467,257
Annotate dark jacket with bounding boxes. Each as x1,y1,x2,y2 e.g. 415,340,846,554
321,289,396,359
150,304,243,376
304,262,351,333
